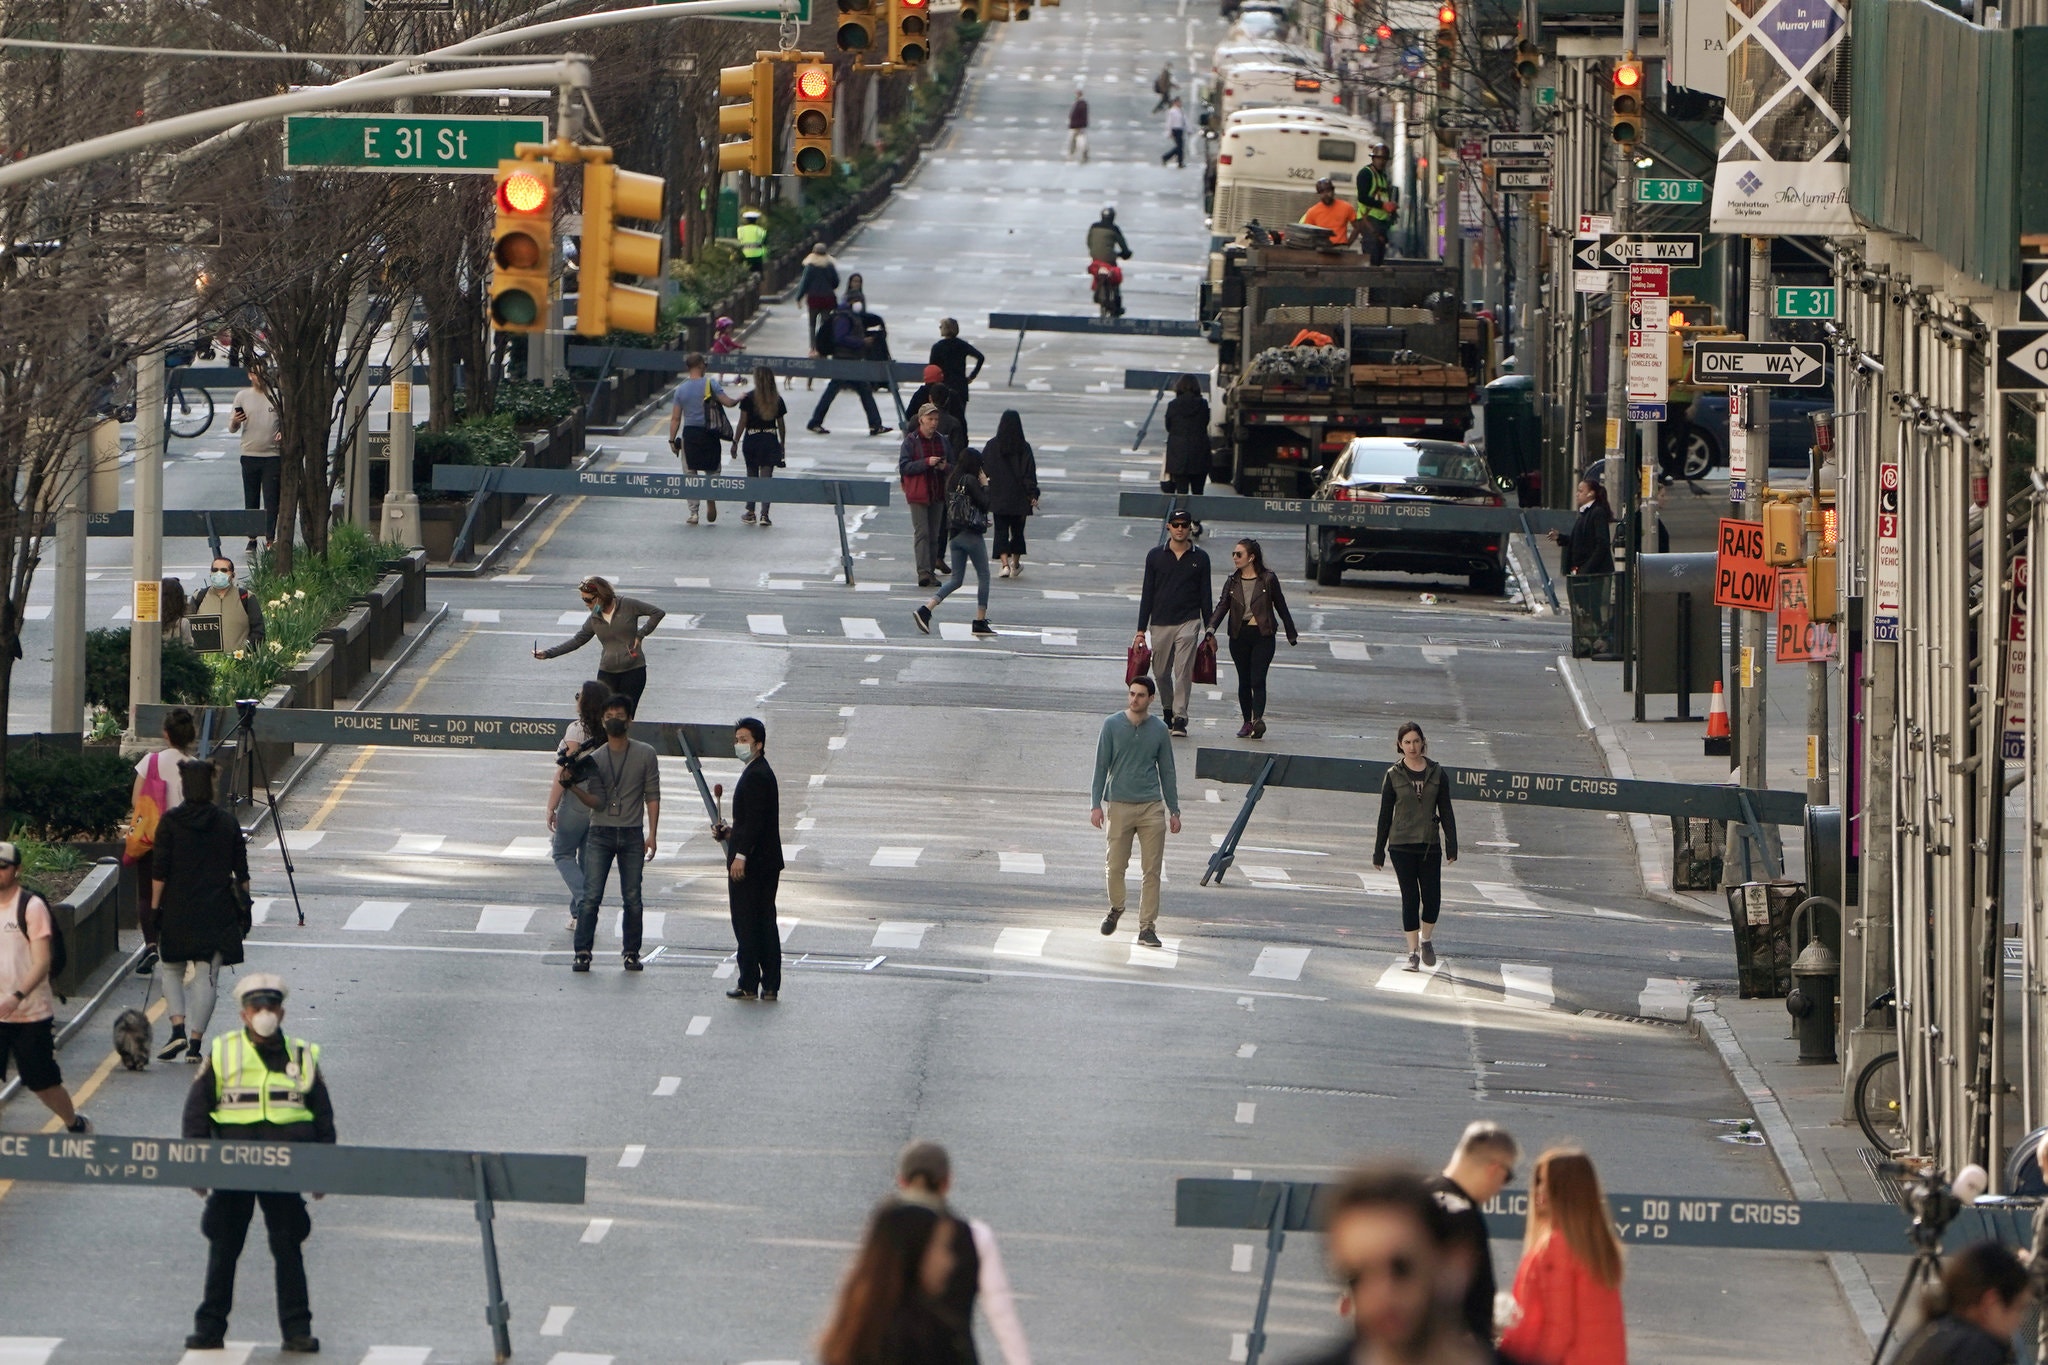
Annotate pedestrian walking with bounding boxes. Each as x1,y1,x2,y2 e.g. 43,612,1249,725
548,680,610,931
737,207,768,276
1356,140,1400,265
843,272,867,311
894,1141,1034,1365
128,705,198,975
0,841,91,1136
1089,677,1181,948
809,300,890,437
819,1201,972,1365
735,364,788,526
797,243,842,342
1162,97,1188,168
668,351,738,525
928,319,985,436
1428,1122,1521,1348
982,410,1039,580
900,404,954,587
152,760,251,1065
1067,90,1090,162
558,693,660,974
913,448,995,639
182,974,333,1355
713,717,784,1001
1135,508,1214,737
1890,1241,2032,1365
1373,722,1459,970
1497,1148,1627,1365
1204,538,1297,738
1162,374,1212,500
1152,63,1175,112
534,577,666,715
227,368,281,556
190,555,266,656
1286,1163,1494,1365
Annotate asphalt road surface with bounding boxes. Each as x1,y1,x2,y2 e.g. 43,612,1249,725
0,3,1872,1362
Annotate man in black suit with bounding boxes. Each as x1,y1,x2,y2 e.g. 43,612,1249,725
713,716,784,1001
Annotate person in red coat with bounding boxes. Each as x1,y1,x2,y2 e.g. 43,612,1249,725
1498,1149,1628,1365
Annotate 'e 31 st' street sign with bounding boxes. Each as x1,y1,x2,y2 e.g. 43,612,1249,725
283,115,549,174
1773,286,1837,320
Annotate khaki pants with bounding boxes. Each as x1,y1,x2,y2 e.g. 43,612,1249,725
1104,799,1167,930
1150,617,1203,719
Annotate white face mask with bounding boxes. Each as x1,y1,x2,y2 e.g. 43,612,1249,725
734,742,755,762
249,1010,281,1038
209,571,232,590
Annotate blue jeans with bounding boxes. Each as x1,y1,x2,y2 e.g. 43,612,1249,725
574,824,645,957
551,796,590,919
931,531,990,611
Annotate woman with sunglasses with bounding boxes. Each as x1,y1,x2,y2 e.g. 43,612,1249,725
533,576,666,714
1498,1148,1627,1365
1204,537,1297,738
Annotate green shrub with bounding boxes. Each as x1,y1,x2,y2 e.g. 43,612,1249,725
412,414,524,493
493,378,579,428
206,523,387,703
5,742,134,841
83,628,213,727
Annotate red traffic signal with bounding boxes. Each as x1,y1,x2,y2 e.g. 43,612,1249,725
1436,3,1455,23
1376,21,1393,39
496,168,551,217
1613,61,1642,89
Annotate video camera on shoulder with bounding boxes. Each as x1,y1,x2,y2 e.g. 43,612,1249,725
557,733,605,785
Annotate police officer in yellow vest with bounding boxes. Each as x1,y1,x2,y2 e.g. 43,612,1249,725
1355,141,1400,265
737,207,768,277
181,974,334,1355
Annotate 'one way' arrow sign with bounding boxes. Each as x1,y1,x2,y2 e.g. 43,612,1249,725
1691,341,1829,387
1998,326,2048,391
2022,261,2048,324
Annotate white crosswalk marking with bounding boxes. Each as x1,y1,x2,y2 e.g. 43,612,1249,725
262,830,323,853
1376,958,1439,993
359,1349,433,1365
463,608,502,623
1639,977,1695,1020
872,921,930,949
21,605,49,621
1039,627,1079,646
1234,1102,1256,1124
675,576,711,588
1242,866,1290,885
871,846,923,868
614,450,647,464
176,1346,255,1365
1250,946,1310,981
249,897,275,926
748,614,787,635
580,1218,613,1244
391,833,444,855
938,621,974,641
1330,641,1371,661
503,836,554,858
1042,589,1080,600
999,852,1045,874
841,617,886,639
612,910,665,941
0,1341,63,1365
1421,645,1458,664
539,1306,576,1337
994,927,1050,957
1500,963,1556,1008
1130,937,1180,969
544,1355,615,1365
618,1145,645,1168
558,610,588,625
652,1076,681,1096
345,900,408,931
474,906,535,935
1231,1244,1254,1272
1474,881,1541,910
686,1016,710,1036
777,918,800,944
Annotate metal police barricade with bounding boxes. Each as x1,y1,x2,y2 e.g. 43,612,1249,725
431,465,893,587
563,344,923,427
0,1131,584,1361
1117,490,1578,538
987,312,1208,385
1193,747,1806,886
1125,369,1209,451
1174,1176,2033,1365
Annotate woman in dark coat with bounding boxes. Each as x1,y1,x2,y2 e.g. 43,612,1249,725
1162,374,1212,497
1552,474,1614,575
981,409,1039,580
152,759,251,1063
1371,722,1458,973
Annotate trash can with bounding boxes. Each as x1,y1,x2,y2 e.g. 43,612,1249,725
1726,880,1807,998
1567,572,1619,659
1672,816,1725,890
1482,374,1542,505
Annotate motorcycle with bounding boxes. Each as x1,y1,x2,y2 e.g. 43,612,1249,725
1088,259,1125,319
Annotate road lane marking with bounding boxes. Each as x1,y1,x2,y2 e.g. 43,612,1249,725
1039,627,1079,646
390,833,444,855
463,608,501,623
870,846,923,868
1231,1245,1254,1272
259,830,323,853
610,909,665,941
175,1346,255,1365
1330,641,1371,660
249,897,275,926
512,495,586,574
1129,937,1180,969
674,576,711,588
998,852,1045,874
938,622,975,641
1234,1169,1254,1179
1237,1043,1257,1058
359,1350,432,1365
344,900,408,931
503,836,554,858
872,921,930,949
544,1354,614,1365
580,1218,613,1244
993,927,1050,957
474,906,536,935
1250,947,1310,981
748,614,787,635
686,1016,710,1036
777,918,800,943
653,1077,681,1096
558,610,587,625
1500,963,1556,1009
1230,1333,1249,1363
618,1145,646,1169
302,625,478,830
539,1307,576,1337
1241,866,1290,885
1042,589,1079,599
1376,959,1439,993
1235,1102,1256,1124
1474,881,1541,910
0,1341,62,1365
841,617,886,639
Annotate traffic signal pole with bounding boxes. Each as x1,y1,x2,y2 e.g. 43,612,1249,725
1736,234,1777,873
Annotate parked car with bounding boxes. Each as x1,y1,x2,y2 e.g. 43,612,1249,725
1666,386,1834,479
1305,437,1510,595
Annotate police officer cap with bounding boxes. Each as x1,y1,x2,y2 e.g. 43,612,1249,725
235,974,288,1005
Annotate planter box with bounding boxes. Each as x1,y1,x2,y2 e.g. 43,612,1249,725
354,574,405,658
52,858,120,999
282,639,336,712
419,502,463,562
318,604,372,697
380,548,428,619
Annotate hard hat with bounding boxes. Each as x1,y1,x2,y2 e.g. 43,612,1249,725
742,208,762,221
1316,176,1335,190
235,973,289,1004
1370,140,1391,154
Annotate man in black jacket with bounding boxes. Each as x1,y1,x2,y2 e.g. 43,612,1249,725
1135,509,1214,737
1426,1121,1519,1347
714,717,785,1001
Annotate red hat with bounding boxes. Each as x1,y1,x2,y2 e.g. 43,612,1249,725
923,364,944,383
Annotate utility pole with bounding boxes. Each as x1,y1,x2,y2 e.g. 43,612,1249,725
49,433,87,734
1738,235,1774,868
1601,7,1638,684
124,4,171,753
1515,0,1541,391
342,0,373,532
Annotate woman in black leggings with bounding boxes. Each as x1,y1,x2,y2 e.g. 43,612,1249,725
1372,722,1458,971
1205,538,1297,738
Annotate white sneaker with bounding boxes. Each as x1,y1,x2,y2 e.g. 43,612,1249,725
686,513,699,526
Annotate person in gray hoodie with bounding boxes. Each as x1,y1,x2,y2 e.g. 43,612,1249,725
1371,722,1458,971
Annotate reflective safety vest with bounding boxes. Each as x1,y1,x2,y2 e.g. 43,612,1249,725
210,1031,320,1127
736,222,768,260
1358,167,1398,224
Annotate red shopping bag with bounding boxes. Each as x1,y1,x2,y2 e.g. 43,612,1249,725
1126,640,1153,685
1192,634,1219,685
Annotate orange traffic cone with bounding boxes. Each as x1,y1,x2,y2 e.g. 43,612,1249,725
1703,680,1732,757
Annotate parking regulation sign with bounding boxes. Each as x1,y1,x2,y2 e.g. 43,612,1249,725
1873,461,1902,640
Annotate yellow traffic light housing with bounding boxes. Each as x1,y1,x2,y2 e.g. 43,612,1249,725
1515,39,1541,81
489,157,555,334
836,0,876,52
1763,498,1803,567
578,153,665,338
1611,58,1644,144
717,58,774,178
1809,550,1839,621
889,0,931,64
1435,4,1456,92
792,63,835,177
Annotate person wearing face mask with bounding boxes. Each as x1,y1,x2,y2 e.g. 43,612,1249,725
189,556,265,657
534,577,665,714
712,717,784,1001
557,695,660,973
181,974,335,1355
151,760,251,1064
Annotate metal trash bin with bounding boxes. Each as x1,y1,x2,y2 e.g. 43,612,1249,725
1726,880,1807,998
1482,374,1542,505
1672,816,1725,890
1567,573,1619,659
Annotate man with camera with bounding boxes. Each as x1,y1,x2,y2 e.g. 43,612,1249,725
557,694,659,973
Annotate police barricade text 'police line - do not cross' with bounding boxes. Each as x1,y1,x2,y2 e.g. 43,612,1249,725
0,1131,583,1362
429,464,893,586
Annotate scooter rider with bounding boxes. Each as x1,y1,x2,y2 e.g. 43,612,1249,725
1086,207,1132,265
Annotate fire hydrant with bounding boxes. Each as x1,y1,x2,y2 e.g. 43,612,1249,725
1784,896,1840,1064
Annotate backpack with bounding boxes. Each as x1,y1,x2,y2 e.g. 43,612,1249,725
124,749,170,864
830,311,863,353
946,479,988,534
14,890,66,1000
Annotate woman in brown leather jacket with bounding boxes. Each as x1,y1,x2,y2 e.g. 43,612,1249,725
1204,538,1298,738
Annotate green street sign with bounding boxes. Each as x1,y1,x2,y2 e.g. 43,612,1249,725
666,0,812,18
283,115,549,174
1635,178,1705,205
1773,286,1838,320
1535,86,1558,106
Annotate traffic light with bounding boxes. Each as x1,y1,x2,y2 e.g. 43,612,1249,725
489,157,554,334
1611,57,1644,143
792,62,835,177
577,156,665,337
1376,21,1394,42
837,0,875,51
888,0,930,62
1515,39,1541,81
1435,4,1456,93
717,57,774,178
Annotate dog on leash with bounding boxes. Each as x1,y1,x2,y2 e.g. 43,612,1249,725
112,1008,153,1071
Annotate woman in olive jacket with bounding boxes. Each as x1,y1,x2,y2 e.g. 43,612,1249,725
1204,538,1297,739
1162,375,1211,496
1372,722,1458,972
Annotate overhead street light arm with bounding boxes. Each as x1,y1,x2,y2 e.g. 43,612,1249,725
0,60,590,190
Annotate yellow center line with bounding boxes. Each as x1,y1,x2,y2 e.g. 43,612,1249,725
301,625,478,832
513,494,585,575
0,997,166,1206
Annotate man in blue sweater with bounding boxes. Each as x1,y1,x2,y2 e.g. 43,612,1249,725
1088,677,1182,947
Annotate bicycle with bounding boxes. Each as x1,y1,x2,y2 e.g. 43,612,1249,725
1855,1049,1907,1155
166,377,214,439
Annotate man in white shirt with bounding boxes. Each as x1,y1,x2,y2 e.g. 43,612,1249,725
895,1141,1031,1365
227,369,281,555
1162,98,1188,169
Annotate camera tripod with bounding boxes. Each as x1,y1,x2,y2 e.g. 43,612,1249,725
1870,1171,1964,1364
228,699,305,928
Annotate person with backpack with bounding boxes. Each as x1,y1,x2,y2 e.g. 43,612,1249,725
899,404,954,588
734,364,789,527
153,759,252,1064
0,840,92,1135
808,302,890,437
190,554,266,656
128,705,199,974
667,352,737,526
912,447,996,639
